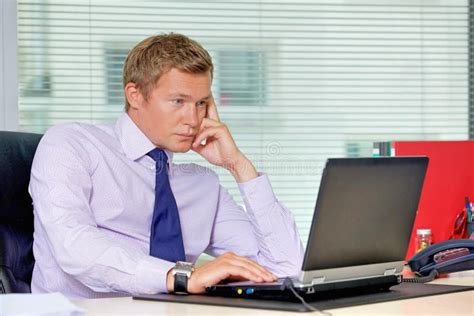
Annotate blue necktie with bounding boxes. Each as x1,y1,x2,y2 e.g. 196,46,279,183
147,148,186,262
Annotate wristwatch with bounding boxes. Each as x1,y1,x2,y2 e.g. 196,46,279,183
172,261,194,294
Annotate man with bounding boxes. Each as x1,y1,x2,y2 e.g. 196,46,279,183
29,33,304,298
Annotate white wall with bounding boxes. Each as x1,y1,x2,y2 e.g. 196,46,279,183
0,0,18,131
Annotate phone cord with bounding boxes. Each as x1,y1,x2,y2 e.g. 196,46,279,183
402,270,439,283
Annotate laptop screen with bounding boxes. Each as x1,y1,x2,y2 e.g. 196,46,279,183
302,157,428,271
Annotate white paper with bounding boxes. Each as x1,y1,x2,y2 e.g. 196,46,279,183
0,292,84,316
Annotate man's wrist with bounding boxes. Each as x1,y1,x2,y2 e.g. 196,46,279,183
228,153,258,183
167,261,194,293
166,269,174,292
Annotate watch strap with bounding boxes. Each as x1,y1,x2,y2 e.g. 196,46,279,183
174,272,188,293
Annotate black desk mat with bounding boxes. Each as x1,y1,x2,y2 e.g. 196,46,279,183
133,283,474,313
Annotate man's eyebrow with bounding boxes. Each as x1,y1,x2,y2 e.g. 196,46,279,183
167,93,211,101
167,93,192,99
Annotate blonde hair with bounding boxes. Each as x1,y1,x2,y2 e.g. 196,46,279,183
122,33,214,111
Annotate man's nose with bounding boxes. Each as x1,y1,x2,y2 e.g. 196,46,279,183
183,104,199,127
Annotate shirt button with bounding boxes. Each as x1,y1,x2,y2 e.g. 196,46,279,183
150,164,155,170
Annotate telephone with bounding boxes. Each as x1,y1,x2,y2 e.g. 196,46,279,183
405,239,474,283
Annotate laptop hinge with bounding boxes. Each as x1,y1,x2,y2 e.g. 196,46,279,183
311,276,326,285
384,268,397,276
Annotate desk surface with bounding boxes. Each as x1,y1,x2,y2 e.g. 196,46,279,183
75,271,474,315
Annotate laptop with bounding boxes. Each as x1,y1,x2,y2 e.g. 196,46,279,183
206,157,429,301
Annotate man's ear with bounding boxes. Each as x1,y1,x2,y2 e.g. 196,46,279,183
124,82,144,110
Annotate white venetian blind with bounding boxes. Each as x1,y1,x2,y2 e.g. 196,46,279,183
17,0,469,244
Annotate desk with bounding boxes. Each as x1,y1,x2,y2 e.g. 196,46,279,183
75,272,474,315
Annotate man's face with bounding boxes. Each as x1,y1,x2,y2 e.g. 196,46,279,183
128,68,211,153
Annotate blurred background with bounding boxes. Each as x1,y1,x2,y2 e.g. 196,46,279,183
9,0,471,244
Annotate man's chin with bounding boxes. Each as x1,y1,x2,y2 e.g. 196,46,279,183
170,143,193,153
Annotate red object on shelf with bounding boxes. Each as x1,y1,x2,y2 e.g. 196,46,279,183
392,141,474,260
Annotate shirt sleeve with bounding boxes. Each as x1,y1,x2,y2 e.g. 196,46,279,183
205,173,305,277
29,126,173,295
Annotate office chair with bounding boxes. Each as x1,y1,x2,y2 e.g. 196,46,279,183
0,131,42,293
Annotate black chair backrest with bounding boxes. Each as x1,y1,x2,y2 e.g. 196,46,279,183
0,131,42,293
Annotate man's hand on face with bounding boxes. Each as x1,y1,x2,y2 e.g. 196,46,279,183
191,96,259,183
166,252,278,294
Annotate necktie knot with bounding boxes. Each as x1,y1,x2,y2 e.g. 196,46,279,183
147,148,168,163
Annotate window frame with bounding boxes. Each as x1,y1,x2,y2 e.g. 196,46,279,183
0,0,18,131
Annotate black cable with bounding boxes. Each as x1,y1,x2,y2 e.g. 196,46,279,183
402,270,438,283
283,278,332,315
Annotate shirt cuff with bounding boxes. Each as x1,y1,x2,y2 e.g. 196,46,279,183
238,172,277,212
134,256,175,295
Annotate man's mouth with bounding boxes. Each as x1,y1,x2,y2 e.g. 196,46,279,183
176,134,195,139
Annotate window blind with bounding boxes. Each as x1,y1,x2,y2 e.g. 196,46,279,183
17,0,469,245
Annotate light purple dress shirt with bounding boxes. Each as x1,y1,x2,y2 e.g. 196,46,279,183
29,113,304,299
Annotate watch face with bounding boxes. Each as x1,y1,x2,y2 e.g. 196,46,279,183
174,261,194,277
176,261,194,270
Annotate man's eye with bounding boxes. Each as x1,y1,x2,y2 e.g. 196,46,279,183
197,101,208,107
173,99,184,105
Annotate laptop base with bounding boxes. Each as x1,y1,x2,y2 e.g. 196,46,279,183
206,274,401,302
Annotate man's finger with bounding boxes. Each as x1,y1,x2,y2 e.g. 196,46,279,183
200,117,222,129
226,256,275,282
206,95,220,122
192,126,220,148
219,253,275,281
222,265,265,283
223,253,277,279
238,257,277,280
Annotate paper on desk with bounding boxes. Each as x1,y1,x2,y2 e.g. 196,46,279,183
0,292,85,316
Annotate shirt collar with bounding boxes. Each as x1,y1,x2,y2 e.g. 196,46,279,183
114,113,174,165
